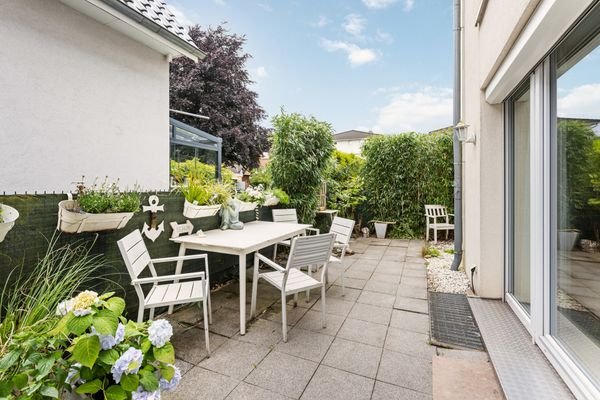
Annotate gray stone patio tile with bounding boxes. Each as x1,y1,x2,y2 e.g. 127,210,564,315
405,256,427,263
404,261,427,269
172,328,228,365
327,285,362,301
209,307,244,338
344,267,372,280
163,366,239,400
337,318,388,347
377,349,432,394
245,351,318,399
384,246,407,255
349,302,393,325
175,359,194,376
233,318,284,347
402,268,427,278
370,272,402,284
200,339,271,380
358,252,384,260
375,262,403,276
389,239,410,247
401,276,427,288
380,254,406,263
322,337,383,378
263,302,309,326
334,276,367,290
390,310,429,334
385,327,435,360
296,310,345,336
397,284,428,300
226,382,291,400
357,291,396,308
275,327,334,362
370,239,391,246
313,297,354,317
300,365,374,400
394,296,429,314
371,381,432,400
364,279,398,295
348,260,379,271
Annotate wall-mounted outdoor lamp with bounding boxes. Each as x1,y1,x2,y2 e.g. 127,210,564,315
455,121,476,144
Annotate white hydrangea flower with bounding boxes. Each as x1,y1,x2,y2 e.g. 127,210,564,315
148,319,173,348
56,298,74,316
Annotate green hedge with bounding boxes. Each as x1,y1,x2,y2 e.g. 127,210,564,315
361,130,454,237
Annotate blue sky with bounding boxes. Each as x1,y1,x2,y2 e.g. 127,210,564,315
168,0,454,134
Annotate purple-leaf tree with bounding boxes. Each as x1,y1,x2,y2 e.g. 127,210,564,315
170,24,269,169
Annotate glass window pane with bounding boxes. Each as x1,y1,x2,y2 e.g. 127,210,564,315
553,6,600,384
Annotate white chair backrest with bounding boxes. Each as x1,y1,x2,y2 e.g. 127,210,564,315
425,205,448,219
117,230,155,279
272,209,298,224
286,233,336,271
330,216,355,245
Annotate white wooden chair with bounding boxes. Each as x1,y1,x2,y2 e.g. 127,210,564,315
328,216,355,294
117,230,211,355
250,233,336,342
271,209,319,258
424,205,454,243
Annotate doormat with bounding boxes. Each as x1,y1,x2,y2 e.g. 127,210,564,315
429,292,485,351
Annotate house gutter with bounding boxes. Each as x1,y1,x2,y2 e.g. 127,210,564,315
451,0,463,271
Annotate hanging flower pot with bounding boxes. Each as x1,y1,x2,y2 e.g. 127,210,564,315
0,204,19,242
182,199,221,219
237,201,258,212
57,199,134,233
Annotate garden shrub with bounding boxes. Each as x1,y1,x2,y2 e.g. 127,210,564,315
361,130,453,237
326,150,366,221
170,158,234,184
270,111,335,224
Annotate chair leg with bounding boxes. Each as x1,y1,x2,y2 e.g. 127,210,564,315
281,291,288,342
434,228,437,244
305,265,312,302
426,225,429,241
446,229,449,240
203,285,211,357
207,287,213,325
320,285,327,328
273,244,278,260
149,308,155,321
250,254,260,318
293,293,298,307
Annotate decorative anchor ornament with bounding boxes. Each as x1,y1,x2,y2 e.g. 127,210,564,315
142,195,165,242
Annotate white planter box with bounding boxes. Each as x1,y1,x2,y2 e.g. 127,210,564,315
183,200,221,219
558,230,580,251
374,222,388,239
0,204,19,242
238,201,257,212
57,200,134,233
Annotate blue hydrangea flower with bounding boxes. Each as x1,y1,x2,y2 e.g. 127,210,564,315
159,365,181,391
65,363,82,388
111,347,143,383
148,319,173,348
131,387,161,400
91,323,125,350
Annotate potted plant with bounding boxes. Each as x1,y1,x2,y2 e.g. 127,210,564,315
57,179,141,233
53,291,181,399
371,220,396,239
0,203,19,242
181,179,231,219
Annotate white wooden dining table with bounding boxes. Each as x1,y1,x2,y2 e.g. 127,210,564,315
170,220,311,335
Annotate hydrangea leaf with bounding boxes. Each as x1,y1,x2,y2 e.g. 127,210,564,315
72,335,100,368
119,374,139,392
139,370,159,392
92,309,119,335
67,314,93,336
75,379,103,395
153,342,175,364
105,297,126,316
105,385,127,400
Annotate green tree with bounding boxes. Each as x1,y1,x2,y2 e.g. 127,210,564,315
325,150,366,220
270,111,335,223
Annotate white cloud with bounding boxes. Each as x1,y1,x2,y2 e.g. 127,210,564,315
373,87,453,133
558,83,600,119
257,2,273,12
362,0,414,11
321,39,378,66
343,14,366,37
376,29,393,44
362,0,397,9
255,66,268,78
214,0,227,6
314,15,330,28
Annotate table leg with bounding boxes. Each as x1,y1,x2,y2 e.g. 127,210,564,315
168,243,187,315
239,253,247,335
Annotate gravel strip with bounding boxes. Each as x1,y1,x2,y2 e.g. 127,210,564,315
425,242,471,294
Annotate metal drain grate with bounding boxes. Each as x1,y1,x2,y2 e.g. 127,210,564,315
429,292,485,351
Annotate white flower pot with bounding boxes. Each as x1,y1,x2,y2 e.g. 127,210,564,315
374,222,388,239
0,204,19,242
238,201,257,212
57,200,134,233
182,200,221,219
558,230,580,251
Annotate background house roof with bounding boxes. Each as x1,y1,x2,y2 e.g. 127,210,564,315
118,0,195,47
333,130,380,141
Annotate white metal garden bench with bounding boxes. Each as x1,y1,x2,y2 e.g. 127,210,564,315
424,204,454,243
117,229,211,355
328,216,355,294
250,233,336,342
272,208,319,258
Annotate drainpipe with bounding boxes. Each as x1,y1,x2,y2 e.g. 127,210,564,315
451,0,463,271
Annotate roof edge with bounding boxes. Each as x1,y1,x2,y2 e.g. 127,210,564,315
97,0,205,60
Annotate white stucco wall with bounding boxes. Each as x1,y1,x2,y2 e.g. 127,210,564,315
0,0,170,193
335,140,365,155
